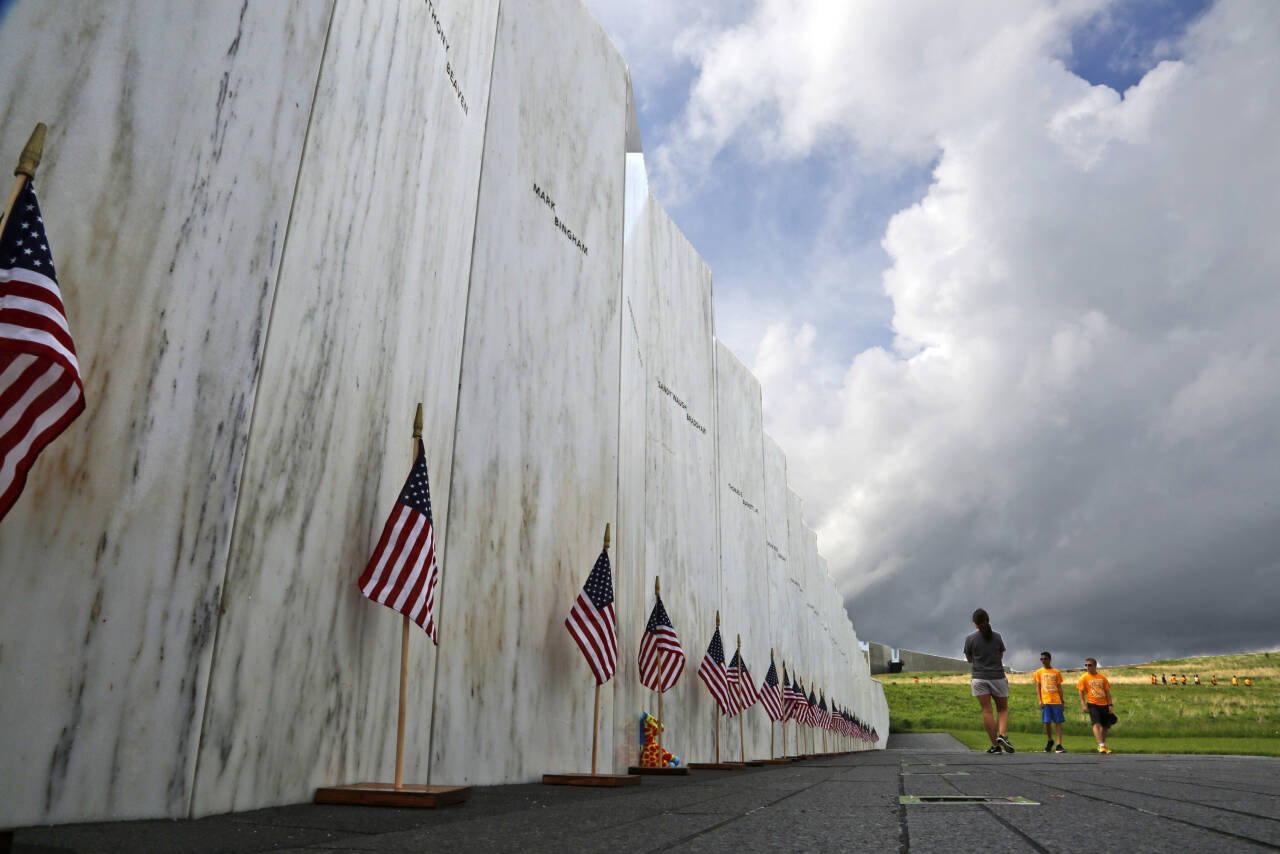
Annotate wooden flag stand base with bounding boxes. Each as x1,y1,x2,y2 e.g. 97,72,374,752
688,763,743,770
315,782,471,808
763,758,793,764
542,772,641,787
627,765,691,775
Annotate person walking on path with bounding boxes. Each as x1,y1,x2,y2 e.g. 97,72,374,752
1078,658,1115,754
964,608,1014,754
1034,651,1067,753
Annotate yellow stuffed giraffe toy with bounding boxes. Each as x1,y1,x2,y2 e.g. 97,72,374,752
639,711,680,768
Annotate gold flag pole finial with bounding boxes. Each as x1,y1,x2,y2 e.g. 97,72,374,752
771,647,775,662
716,610,720,628
603,523,610,550
412,402,423,438
655,576,660,596
16,123,46,179
736,633,741,649
2,124,47,241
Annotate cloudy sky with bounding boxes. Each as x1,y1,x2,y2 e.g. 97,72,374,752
586,0,1280,671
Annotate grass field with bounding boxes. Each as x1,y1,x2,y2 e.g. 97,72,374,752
880,651,1280,756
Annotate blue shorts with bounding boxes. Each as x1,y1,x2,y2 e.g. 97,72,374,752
1041,704,1065,723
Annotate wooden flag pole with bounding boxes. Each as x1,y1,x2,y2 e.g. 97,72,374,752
736,634,745,765
315,404,471,807
589,523,610,776
714,611,721,763
655,576,663,756
1,123,45,240
393,404,423,790
782,661,789,757
543,523,638,787
769,649,775,760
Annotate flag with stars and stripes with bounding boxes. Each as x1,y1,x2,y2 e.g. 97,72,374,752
565,546,617,684
806,688,819,727
357,438,441,642
759,661,785,722
697,626,737,714
728,649,758,710
817,694,831,730
0,180,83,521
784,673,804,721
638,593,684,693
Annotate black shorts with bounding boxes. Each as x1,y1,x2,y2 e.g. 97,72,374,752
1087,703,1115,726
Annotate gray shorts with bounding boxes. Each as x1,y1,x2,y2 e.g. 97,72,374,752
972,677,1009,698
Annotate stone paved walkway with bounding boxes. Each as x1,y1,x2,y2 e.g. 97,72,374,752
10,735,1280,852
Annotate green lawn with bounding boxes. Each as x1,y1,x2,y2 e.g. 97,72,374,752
881,651,1280,756
943,729,1280,757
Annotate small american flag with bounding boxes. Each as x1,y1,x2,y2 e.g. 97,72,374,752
638,593,684,692
357,438,441,642
0,180,83,521
784,673,804,721
728,650,758,710
697,626,736,714
565,546,617,684
817,694,831,730
806,688,819,727
759,661,785,722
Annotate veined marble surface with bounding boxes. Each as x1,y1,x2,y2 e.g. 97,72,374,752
0,2,330,826
190,0,499,814
780,488,809,754
614,131,648,771
620,190,721,765
759,434,790,756
713,341,771,760
428,0,627,785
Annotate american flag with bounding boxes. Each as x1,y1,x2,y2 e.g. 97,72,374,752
806,688,819,727
0,180,83,521
638,593,684,692
759,661,785,722
565,545,617,684
784,673,804,721
817,694,831,730
357,438,441,642
728,650,758,709
697,626,736,714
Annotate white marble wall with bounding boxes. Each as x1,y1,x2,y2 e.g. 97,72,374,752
0,1,331,826
781,488,809,754
614,94,650,771
713,341,771,760
427,0,627,785
618,175,721,766
189,0,499,815
0,0,886,827
760,434,790,756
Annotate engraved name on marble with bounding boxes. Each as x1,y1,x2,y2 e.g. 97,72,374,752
656,378,708,433
532,180,588,255
767,540,786,561
727,482,760,513
427,0,469,114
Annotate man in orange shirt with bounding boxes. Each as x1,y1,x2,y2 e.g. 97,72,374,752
1078,658,1115,754
1033,651,1067,753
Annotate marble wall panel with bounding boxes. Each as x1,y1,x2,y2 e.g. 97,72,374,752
713,340,770,759
760,434,790,755
614,94,649,771
618,188,720,765
190,0,499,815
779,488,808,755
0,2,330,826
428,0,627,784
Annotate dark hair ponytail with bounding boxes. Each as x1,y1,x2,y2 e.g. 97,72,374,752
972,608,993,641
